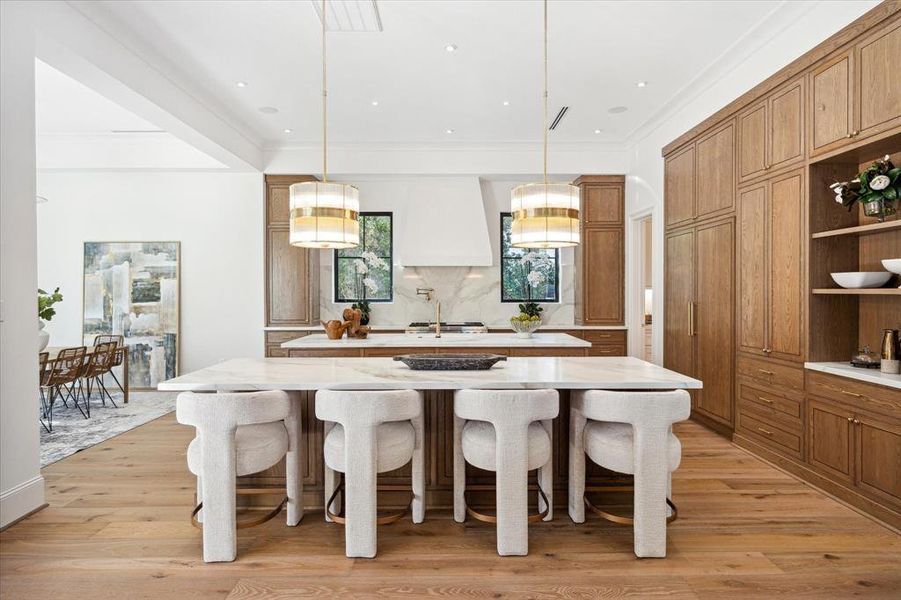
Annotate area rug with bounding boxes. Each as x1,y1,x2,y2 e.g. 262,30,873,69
40,390,177,467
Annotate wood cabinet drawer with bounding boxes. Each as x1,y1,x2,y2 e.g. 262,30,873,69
737,355,804,392
266,346,290,358
587,345,626,357
738,410,802,458
266,331,308,345
739,381,803,423
288,349,362,358
435,347,510,356
581,330,627,344
362,347,436,357
807,371,901,417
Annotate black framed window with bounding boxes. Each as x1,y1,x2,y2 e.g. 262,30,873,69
334,213,393,302
500,212,559,303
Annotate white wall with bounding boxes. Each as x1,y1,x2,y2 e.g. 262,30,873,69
0,1,45,528
36,172,265,374
625,0,879,366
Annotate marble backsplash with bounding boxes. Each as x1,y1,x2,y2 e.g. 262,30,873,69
318,259,576,328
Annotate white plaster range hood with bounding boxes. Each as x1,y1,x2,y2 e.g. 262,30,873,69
357,176,492,267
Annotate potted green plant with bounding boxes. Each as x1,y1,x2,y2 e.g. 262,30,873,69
510,301,544,338
37,287,63,351
831,155,900,222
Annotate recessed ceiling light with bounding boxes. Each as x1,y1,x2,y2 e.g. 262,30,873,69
636,81,648,88
283,128,292,134
594,129,602,134
258,106,279,114
445,128,455,134
371,100,379,106
445,43,458,53
503,100,510,106
236,81,248,88
608,106,628,114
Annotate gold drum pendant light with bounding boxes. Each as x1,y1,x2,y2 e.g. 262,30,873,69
511,0,580,249
290,0,360,249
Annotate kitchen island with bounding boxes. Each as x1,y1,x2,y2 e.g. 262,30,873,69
161,355,700,510
281,331,591,351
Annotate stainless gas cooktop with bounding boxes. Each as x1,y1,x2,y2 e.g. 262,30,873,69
405,321,488,334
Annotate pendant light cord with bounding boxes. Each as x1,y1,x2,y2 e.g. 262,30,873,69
543,0,548,185
322,0,328,183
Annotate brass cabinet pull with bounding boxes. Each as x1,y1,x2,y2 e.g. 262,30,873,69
757,427,773,436
758,368,775,375
688,302,696,336
758,396,774,404
853,418,861,425
852,130,860,136
841,390,862,398
846,132,853,138
847,416,854,423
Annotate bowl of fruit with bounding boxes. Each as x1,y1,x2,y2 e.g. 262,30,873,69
510,312,542,338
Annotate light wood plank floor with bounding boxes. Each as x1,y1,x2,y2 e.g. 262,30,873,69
1,414,899,599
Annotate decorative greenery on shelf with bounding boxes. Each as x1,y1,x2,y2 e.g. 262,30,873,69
38,287,63,321
830,155,900,222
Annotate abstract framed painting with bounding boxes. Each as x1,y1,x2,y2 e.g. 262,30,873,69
82,241,180,388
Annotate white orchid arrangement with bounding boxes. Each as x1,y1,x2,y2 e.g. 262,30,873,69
344,250,389,315
520,251,555,289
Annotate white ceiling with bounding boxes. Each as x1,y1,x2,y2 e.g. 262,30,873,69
82,0,793,146
34,59,226,169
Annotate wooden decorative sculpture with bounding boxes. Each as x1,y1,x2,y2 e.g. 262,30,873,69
321,309,370,340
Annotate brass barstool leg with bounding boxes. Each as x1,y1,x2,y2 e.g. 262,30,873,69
191,486,288,530
464,473,551,524
325,476,412,526
583,488,678,525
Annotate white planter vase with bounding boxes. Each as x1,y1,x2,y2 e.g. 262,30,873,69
38,319,49,351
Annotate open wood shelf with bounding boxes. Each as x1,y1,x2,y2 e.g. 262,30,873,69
812,288,901,295
811,220,901,239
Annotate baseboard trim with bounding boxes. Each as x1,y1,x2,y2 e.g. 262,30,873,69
0,475,46,530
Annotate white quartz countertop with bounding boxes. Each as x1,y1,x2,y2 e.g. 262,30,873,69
159,356,702,392
265,325,629,332
805,362,901,390
281,332,591,349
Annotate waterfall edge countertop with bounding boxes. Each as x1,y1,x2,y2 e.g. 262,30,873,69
158,356,702,392
281,332,591,349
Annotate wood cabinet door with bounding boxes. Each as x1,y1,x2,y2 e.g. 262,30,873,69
738,103,767,182
856,22,901,140
267,226,314,325
582,184,623,226
738,183,767,356
664,145,695,228
810,51,853,155
582,227,624,325
768,79,804,170
854,410,901,509
807,398,854,483
768,170,804,362
694,218,735,426
664,229,695,380
695,122,735,219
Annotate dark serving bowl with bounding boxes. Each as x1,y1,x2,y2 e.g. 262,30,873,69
393,353,507,371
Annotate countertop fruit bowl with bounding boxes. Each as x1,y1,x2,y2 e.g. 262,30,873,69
393,353,507,370
830,271,892,289
510,314,542,338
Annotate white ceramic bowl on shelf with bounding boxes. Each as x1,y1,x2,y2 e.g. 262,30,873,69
830,271,892,289
882,259,901,288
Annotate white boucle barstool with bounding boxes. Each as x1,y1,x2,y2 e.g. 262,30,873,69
568,389,690,558
176,390,303,563
453,389,559,556
316,389,424,558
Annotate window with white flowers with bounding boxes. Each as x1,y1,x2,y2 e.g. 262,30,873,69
334,213,393,303
500,212,560,303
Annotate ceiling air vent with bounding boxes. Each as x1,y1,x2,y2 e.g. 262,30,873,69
549,106,569,130
312,0,383,32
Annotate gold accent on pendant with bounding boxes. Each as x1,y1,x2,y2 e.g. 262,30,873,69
513,207,580,221
291,207,359,221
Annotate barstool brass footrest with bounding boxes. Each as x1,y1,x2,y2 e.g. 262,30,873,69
326,483,411,526
191,486,287,530
465,484,550,524
584,494,677,525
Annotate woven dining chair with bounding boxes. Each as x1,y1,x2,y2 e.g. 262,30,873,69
44,346,88,427
93,335,126,397
82,341,119,415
